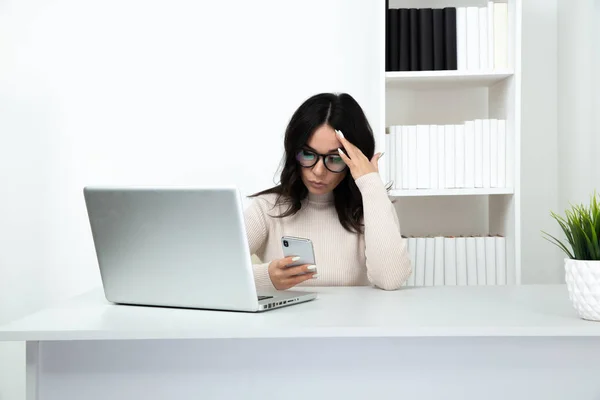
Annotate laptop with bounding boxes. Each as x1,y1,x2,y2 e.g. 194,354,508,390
83,186,317,312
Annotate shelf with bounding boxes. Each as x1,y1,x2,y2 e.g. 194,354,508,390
385,70,514,89
382,0,520,283
388,188,514,197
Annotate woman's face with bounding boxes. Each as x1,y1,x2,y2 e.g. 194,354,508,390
297,124,347,195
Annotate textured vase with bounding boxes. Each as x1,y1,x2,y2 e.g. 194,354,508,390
564,258,600,321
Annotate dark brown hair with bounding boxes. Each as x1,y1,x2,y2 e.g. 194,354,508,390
250,92,376,233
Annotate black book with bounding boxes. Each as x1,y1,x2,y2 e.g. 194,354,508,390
398,8,411,71
409,8,420,71
385,0,390,71
388,8,400,71
432,8,445,70
418,8,434,71
443,7,458,70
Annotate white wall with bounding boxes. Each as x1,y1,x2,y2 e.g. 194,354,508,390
520,0,600,283
519,0,562,283
557,0,599,211
518,0,600,285
0,1,382,398
596,2,600,190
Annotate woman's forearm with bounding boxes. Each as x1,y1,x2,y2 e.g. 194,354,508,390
355,172,412,290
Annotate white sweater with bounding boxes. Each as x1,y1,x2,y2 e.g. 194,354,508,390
243,172,412,291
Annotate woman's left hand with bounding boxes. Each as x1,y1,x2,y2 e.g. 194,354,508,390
335,129,383,180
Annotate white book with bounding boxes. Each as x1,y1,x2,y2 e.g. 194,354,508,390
466,7,480,71
474,119,483,188
389,126,396,188
407,237,417,286
482,119,491,188
429,125,439,190
415,237,426,286
493,2,508,69
444,125,455,188
487,1,495,68
464,120,475,189
444,237,457,286
437,125,446,189
478,7,488,70
385,130,393,185
456,236,468,285
402,126,409,189
393,126,402,190
475,236,487,285
434,236,445,286
506,237,515,285
456,7,467,70
490,119,498,187
408,126,418,190
424,237,435,286
485,235,497,285
455,124,465,188
401,236,408,286
466,236,478,285
497,119,506,188
495,235,506,285
416,125,430,189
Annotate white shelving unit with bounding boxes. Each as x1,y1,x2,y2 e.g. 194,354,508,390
389,187,514,197
385,69,514,89
379,0,522,285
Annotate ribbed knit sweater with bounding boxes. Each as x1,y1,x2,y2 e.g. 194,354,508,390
243,172,412,291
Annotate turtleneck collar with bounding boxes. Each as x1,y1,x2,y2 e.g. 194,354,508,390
307,190,334,204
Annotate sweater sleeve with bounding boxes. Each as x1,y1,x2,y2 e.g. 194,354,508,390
243,197,277,291
355,172,412,290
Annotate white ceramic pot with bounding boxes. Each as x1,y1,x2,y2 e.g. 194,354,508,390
564,258,600,321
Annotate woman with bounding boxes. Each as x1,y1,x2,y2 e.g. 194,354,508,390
244,92,411,291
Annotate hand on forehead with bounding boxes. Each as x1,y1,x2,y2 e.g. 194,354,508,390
306,125,342,154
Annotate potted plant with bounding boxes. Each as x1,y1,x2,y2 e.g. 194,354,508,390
542,191,600,321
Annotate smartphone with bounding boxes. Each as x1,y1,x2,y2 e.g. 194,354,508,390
281,236,316,268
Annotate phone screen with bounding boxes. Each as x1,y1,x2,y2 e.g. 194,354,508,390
281,236,316,267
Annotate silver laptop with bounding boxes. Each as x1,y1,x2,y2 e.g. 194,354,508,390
83,186,317,312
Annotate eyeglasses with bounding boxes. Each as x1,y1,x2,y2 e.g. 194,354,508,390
295,148,347,173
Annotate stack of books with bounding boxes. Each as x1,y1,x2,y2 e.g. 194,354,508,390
386,119,507,190
386,2,509,71
402,234,507,286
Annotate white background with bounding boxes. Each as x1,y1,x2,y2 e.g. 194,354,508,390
1,0,598,398
0,1,383,397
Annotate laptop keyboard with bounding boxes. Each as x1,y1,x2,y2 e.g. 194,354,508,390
258,295,273,301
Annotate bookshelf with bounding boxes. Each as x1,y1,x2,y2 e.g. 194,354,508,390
385,70,514,89
389,187,514,197
380,0,521,286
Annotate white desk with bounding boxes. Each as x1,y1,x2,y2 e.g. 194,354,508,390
2,285,600,400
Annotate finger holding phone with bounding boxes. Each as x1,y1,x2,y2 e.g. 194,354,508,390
268,236,318,290
268,257,317,290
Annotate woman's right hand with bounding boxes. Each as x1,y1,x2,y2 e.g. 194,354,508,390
268,256,317,290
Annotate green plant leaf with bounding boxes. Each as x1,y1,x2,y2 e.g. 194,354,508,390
544,190,600,261
590,226,600,260
541,230,574,259
551,211,572,241
592,191,600,247
591,191,600,259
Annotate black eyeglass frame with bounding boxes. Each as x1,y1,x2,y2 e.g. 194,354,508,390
295,148,348,174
